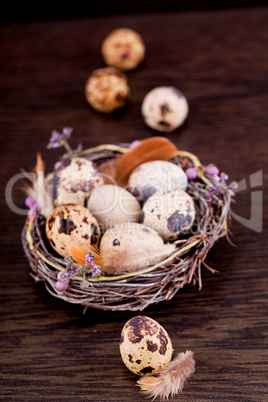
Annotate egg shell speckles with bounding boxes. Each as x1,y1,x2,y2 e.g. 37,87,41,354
45,205,101,258
85,67,130,113
101,28,145,71
127,160,188,204
120,315,173,376
87,184,141,231
142,86,189,132
142,190,196,241
52,157,104,207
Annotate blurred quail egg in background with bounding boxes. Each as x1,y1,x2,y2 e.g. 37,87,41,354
85,67,130,113
101,27,145,71
127,160,188,203
142,86,189,132
141,189,196,241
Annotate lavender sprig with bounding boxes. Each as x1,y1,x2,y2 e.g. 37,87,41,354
185,163,237,207
56,253,101,292
47,127,76,158
206,173,238,206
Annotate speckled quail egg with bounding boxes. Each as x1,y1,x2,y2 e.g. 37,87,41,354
101,27,145,71
141,189,196,241
45,204,101,258
87,184,141,231
98,222,175,275
142,86,189,132
120,315,173,376
52,157,103,207
85,67,130,113
127,160,188,203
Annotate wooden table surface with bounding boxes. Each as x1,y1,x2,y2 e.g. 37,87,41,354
1,6,267,401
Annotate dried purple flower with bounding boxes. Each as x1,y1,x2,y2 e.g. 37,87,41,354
57,271,69,282
65,255,74,264
56,271,70,291
85,252,94,267
47,127,72,148
47,127,74,158
129,140,141,149
84,253,101,279
54,160,64,171
220,173,228,182
186,167,198,180
87,262,101,278
62,127,72,139
205,164,220,176
25,195,39,211
206,172,237,206
230,181,238,189
57,253,101,291
56,280,69,291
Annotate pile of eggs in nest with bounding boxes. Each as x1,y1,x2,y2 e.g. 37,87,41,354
45,155,196,275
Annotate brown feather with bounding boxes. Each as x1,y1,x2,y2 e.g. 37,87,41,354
137,350,195,400
115,137,178,186
100,157,120,185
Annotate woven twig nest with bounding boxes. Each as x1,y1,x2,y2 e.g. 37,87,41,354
21,143,235,312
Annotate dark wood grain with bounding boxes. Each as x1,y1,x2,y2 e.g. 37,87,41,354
0,7,268,401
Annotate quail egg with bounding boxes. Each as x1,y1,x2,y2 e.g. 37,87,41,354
45,204,101,258
127,160,188,203
142,86,189,132
52,157,103,207
120,315,173,376
101,28,145,71
85,67,130,113
141,189,196,241
98,222,175,275
87,184,141,231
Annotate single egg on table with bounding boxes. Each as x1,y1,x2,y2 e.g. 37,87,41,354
141,86,189,132
120,315,173,376
101,27,145,71
45,204,101,258
85,67,130,113
87,184,141,231
141,189,196,241
52,157,103,207
127,160,188,203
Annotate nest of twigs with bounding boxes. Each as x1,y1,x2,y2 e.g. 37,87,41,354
21,144,234,312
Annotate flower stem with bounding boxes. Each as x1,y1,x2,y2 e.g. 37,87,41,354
79,144,129,156
62,140,74,158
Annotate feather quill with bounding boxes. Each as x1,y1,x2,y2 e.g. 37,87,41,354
35,153,54,218
36,152,45,214
137,350,195,400
21,153,54,218
114,137,179,186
